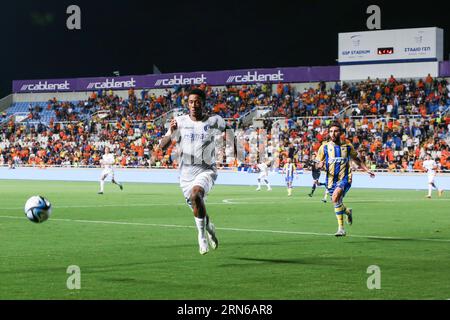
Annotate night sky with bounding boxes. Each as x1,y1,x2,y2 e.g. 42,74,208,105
2,0,450,97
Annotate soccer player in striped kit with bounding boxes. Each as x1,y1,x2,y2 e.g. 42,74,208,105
317,121,375,236
282,158,297,196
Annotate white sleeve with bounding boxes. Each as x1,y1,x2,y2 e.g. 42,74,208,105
214,115,226,132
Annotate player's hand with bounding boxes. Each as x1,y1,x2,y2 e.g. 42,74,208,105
169,118,178,133
316,161,324,169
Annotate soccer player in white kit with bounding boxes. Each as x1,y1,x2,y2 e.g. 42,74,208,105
159,89,225,255
256,160,272,191
423,154,444,198
98,146,123,194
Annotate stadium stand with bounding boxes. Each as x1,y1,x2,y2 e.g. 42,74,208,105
1,76,449,172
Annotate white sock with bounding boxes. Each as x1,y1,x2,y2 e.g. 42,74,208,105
428,185,432,196
100,180,105,192
195,217,206,239
257,182,261,188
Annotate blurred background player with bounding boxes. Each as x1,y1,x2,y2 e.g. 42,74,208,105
159,88,224,255
317,121,375,236
423,154,444,198
305,153,328,202
256,160,272,191
98,146,123,194
282,158,297,196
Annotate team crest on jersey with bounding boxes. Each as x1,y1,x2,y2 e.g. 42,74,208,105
204,125,210,132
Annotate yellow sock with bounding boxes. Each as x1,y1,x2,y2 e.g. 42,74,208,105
336,214,344,228
288,188,292,196
337,203,351,216
334,203,345,228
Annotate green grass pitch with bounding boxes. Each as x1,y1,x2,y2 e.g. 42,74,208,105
0,179,449,300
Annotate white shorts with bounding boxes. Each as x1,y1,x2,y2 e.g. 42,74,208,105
258,173,268,180
180,170,217,200
101,168,114,179
428,174,435,184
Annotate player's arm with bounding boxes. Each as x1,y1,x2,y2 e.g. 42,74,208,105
215,116,226,132
433,162,439,172
316,145,325,169
350,145,375,178
159,118,178,151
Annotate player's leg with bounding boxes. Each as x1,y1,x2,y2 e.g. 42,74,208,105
256,175,262,191
332,184,352,236
264,177,271,191
427,175,435,198
331,187,350,236
190,185,209,255
111,172,123,190
260,173,271,190
287,179,293,196
98,172,107,194
189,172,218,254
429,176,443,196
322,187,328,203
309,180,318,197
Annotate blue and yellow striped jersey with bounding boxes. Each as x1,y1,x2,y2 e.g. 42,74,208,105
283,163,296,178
317,141,357,188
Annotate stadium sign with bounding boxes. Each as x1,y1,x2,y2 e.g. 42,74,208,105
13,66,340,93
15,80,73,92
153,74,207,87
76,76,146,91
338,27,444,65
226,70,284,84
86,78,137,90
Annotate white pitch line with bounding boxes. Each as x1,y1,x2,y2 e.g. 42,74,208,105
1,197,448,211
1,215,449,243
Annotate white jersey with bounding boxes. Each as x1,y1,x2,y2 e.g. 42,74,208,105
102,153,115,169
173,114,226,180
257,163,269,176
423,159,436,175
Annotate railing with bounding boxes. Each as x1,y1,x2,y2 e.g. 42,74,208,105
335,103,356,119
151,108,184,126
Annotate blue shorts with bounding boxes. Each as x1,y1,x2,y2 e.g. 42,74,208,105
285,176,294,184
327,180,351,197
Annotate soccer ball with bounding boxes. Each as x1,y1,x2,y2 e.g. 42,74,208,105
24,196,52,223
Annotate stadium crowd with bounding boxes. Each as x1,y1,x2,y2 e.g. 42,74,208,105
1,75,449,172
20,74,450,124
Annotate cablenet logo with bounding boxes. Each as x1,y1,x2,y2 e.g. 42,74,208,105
21,81,71,92
154,74,207,87
226,70,284,83
86,78,136,89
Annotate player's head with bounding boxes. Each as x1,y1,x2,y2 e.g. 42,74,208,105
188,88,206,118
105,146,110,154
426,153,431,160
328,121,342,143
287,157,291,163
